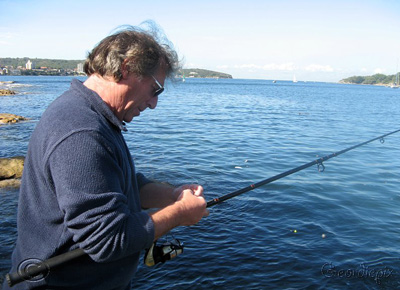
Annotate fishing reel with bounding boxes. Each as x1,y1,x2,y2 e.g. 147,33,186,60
144,238,184,267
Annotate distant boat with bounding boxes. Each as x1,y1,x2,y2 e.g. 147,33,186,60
390,61,399,89
293,75,298,83
272,80,276,83
390,71,399,89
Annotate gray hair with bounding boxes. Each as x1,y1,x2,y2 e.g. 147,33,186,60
84,22,180,81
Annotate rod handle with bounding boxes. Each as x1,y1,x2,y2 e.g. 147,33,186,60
6,248,85,287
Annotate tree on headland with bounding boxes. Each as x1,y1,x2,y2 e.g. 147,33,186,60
178,68,232,79
340,73,399,85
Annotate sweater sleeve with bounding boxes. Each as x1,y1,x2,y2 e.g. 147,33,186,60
136,172,153,189
46,130,155,262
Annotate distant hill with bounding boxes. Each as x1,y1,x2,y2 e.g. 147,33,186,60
179,68,232,79
340,73,399,85
0,58,233,79
0,57,84,70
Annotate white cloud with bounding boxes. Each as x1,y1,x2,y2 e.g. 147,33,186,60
262,63,297,71
0,30,19,46
0,29,16,38
233,64,258,69
183,62,201,69
374,68,384,74
305,64,334,72
219,63,338,74
220,63,297,71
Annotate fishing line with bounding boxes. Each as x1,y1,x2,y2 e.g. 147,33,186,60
5,129,400,287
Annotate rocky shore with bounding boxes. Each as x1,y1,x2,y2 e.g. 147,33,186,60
0,113,28,124
0,112,28,188
0,89,16,96
0,156,25,188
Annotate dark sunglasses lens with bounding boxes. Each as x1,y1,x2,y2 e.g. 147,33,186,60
154,87,164,97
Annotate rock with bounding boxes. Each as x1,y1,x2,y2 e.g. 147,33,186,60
0,113,28,124
0,89,16,96
0,178,21,188
0,156,25,180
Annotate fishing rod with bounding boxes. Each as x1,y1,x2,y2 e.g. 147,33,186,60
207,128,400,207
6,129,400,287
6,248,85,287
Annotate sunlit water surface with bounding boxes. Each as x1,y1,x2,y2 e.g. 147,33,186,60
1,76,399,289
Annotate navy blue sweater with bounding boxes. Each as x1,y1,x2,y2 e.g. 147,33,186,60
5,79,155,290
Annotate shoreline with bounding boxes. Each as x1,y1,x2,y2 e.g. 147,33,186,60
339,81,397,87
0,113,28,124
0,89,16,96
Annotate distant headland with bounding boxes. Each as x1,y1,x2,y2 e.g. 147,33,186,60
340,72,399,86
0,57,232,79
178,68,232,79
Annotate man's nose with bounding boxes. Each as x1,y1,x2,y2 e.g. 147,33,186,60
147,96,158,109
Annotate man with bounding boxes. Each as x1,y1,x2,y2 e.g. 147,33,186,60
4,24,208,290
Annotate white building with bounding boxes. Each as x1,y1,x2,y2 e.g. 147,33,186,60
26,60,32,70
77,63,84,74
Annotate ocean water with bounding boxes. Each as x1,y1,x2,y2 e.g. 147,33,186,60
0,76,399,289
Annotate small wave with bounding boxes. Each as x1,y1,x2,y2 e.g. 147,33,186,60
364,256,400,267
6,83,34,88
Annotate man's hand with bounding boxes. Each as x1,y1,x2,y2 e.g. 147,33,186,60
149,184,209,240
175,185,209,226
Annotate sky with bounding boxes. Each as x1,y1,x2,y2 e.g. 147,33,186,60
0,0,399,82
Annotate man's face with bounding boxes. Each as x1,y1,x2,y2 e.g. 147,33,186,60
118,70,166,123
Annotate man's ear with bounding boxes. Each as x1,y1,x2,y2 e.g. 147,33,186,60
120,59,131,79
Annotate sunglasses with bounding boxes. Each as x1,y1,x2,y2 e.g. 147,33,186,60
152,75,164,97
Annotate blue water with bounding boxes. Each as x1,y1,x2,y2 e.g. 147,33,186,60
1,76,399,289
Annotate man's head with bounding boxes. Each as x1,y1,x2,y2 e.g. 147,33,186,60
84,23,179,82
83,23,180,122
